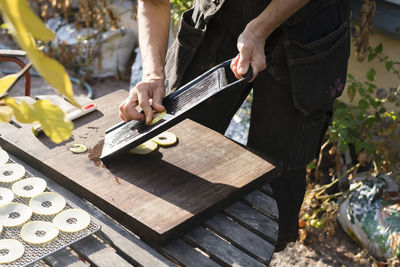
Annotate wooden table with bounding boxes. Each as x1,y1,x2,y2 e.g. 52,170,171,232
11,153,278,267
1,92,279,266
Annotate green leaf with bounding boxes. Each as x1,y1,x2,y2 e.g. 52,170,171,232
367,83,377,93
338,128,348,141
374,43,383,55
0,23,8,29
365,115,377,126
307,161,317,169
370,99,380,109
355,142,362,154
347,84,356,102
362,143,376,155
358,99,369,110
367,68,376,81
368,52,376,62
359,87,366,97
385,61,393,72
339,142,349,154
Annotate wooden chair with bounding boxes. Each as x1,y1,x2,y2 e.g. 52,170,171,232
0,49,31,96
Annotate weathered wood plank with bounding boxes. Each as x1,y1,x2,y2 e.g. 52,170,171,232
70,235,132,267
161,239,220,267
205,213,274,265
44,248,89,267
1,90,279,244
11,154,175,267
27,260,49,267
260,184,274,197
242,190,279,221
185,227,265,267
224,202,278,244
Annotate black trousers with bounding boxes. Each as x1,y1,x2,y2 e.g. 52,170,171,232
166,0,349,247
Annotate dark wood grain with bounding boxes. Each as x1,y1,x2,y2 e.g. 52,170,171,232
43,248,88,267
162,239,220,267
0,90,279,244
225,202,279,244
260,184,274,197
185,226,265,267
71,236,132,267
243,190,279,221
205,213,274,265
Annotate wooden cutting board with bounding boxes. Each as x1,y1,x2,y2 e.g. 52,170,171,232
0,90,279,244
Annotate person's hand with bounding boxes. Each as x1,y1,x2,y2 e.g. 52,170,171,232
119,78,165,124
230,25,267,82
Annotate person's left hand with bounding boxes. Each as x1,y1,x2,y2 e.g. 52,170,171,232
230,25,267,82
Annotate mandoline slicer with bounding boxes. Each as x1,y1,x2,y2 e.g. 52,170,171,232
100,58,252,162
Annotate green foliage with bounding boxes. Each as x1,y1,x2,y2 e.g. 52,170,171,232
327,43,400,173
302,45,400,252
171,0,193,25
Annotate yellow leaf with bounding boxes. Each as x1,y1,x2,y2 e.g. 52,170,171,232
32,100,73,144
0,105,13,122
0,74,18,95
0,0,54,42
4,98,36,123
4,98,73,143
0,0,79,107
27,47,79,107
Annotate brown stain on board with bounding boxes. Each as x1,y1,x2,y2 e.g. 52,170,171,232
88,139,121,184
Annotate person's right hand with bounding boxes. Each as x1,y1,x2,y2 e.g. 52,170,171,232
119,78,165,124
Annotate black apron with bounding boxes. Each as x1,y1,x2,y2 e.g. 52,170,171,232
165,0,350,247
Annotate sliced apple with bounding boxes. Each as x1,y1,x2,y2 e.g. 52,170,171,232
149,110,166,125
29,192,66,215
0,163,25,183
12,177,47,198
53,208,91,233
21,221,59,244
128,140,158,155
0,150,9,166
0,203,32,227
0,188,14,206
69,144,88,154
0,239,24,264
152,131,177,146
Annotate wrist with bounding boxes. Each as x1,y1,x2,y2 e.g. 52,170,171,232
246,17,276,42
142,73,165,83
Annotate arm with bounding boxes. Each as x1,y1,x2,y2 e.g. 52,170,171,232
119,0,170,124
231,0,310,81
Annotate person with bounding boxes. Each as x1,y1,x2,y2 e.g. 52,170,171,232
119,0,350,251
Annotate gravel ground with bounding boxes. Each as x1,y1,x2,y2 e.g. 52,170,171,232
270,225,375,267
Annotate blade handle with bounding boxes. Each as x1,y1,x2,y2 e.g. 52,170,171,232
220,58,253,81
242,65,254,81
